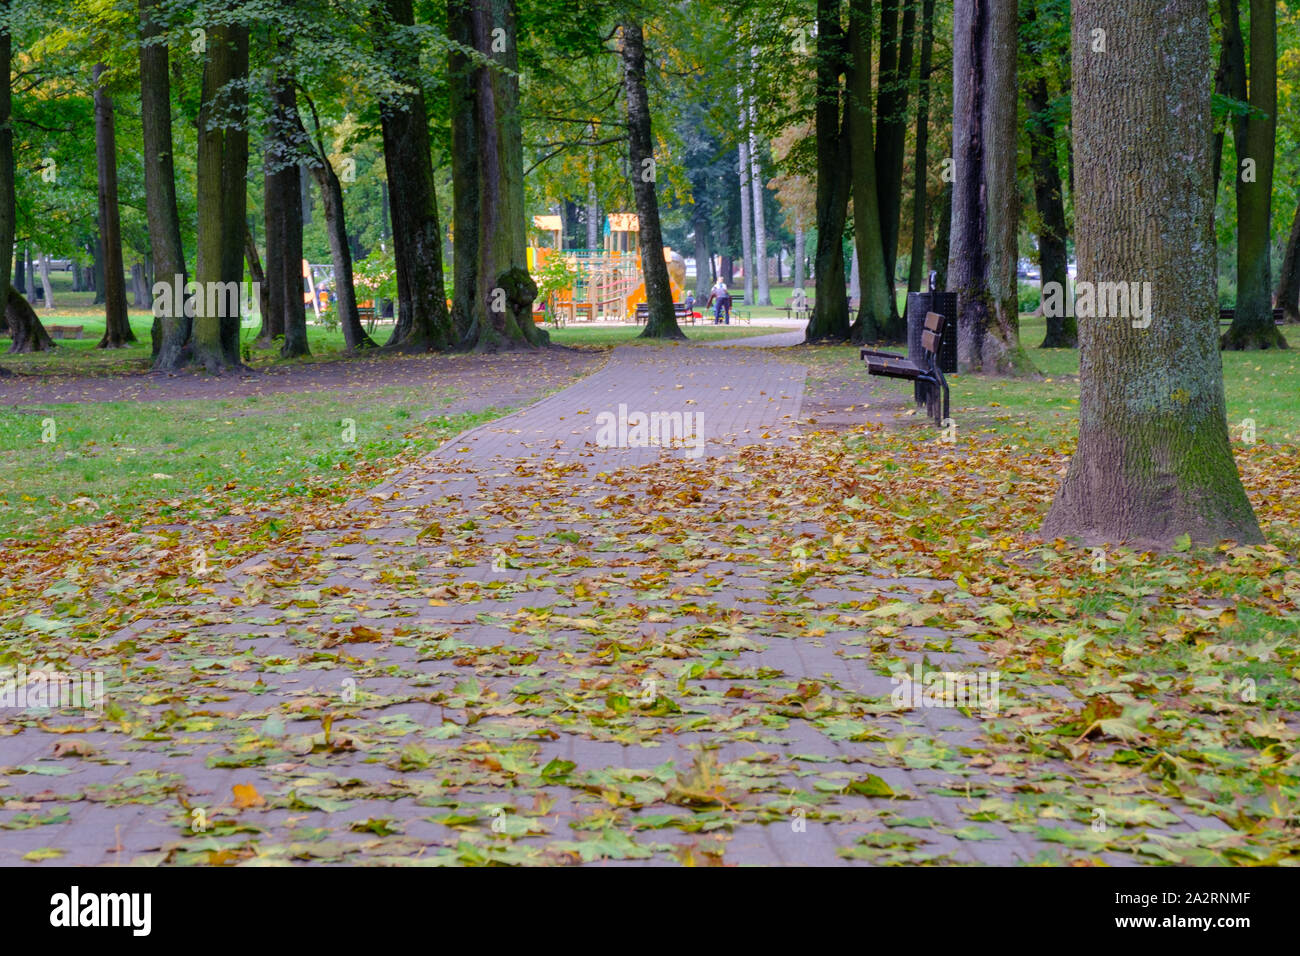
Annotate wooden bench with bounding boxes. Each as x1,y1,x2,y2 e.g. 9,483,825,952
862,311,950,425
48,324,84,340
356,306,377,332
1219,307,1283,325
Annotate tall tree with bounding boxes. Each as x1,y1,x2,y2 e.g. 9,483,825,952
1221,0,1286,349
846,0,891,343
193,17,250,371
949,0,1029,374
622,18,682,340
804,0,852,342
263,62,310,358
294,93,376,351
451,0,546,349
1,0,51,355
1275,201,1300,325
874,0,917,333
141,0,189,371
1042,0,1262,546
93,63,133,348
907,0,934,296
747,66,771,306
738,104,755,305
378,0,455,350
1022,0,1073,347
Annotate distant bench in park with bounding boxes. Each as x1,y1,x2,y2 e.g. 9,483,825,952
634,302,704,325
48,324,84,340
1219,307,1283,325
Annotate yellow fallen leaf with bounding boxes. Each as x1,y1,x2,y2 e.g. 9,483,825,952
232,783,266,809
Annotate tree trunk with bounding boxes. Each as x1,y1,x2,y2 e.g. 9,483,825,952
793,217,806,290
0,4,50,355
1023,0,1074,348
737,109,755,306
846,0,892,343
622,20,682,340
448,0,480,342
38,252,53,308
309,151,374,350
874,0,917,333
141,0,190,369
1212,0,1247,202
1222,0,1285,349
692,189,712,301
244,225,272,331
94,62,133,348
265,68,309,358
13,244,23,295
1042,0,1262,547
260,148,286,346
804,0,852,342
949,0,1029,374
907,0,934,295
932,178,951,291
747,66,771,306
453,0,545,350
193,19,249,371
1275,200,1300,324
130,262,147,307
378,0,455,350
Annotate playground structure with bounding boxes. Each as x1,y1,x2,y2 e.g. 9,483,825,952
528,213,685,324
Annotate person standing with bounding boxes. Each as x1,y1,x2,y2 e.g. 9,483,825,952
708,280,731,324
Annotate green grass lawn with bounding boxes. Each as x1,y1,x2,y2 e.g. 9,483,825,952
0,380,510,542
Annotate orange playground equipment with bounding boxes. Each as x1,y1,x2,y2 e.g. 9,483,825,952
528,213,685,323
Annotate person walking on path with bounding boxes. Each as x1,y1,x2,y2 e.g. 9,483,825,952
708,280,731,324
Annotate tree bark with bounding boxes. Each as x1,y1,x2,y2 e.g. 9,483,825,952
1023,0,1074,348
949,0,1029,374
143,0,193,366
1042,0,1262,547
38,252,53,308
448,0,480,343
793,217,805,291
193,18,249,371
1222,0,1286,349
1,3,51,355
846,0,892,344
737,107,754,306
907,0,934,296
265,68,309,358
1212,0,1247,202
94,63,134,348
622,19,682,340
747,65,771,306
244,225,272,330
692,183,712,301
874,0,917,333
804,0,853,342
378,0,455,350
1275,199,1300,324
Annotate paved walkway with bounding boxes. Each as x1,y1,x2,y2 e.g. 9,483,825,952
0,336,1216,865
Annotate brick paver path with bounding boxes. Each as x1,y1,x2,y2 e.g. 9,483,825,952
1,336,1221,865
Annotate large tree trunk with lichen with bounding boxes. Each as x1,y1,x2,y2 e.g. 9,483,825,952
846,0,892,344
449,0,545,350
622,20,682,340
804,0,852,343
192,19,249,371
1222,0,1286,350
949,0,1029,374
1041,0,1262,547
377,0,454,351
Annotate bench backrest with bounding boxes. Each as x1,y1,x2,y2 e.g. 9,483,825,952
920,312,945,360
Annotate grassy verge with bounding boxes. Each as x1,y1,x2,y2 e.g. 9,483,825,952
0,382,509,542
